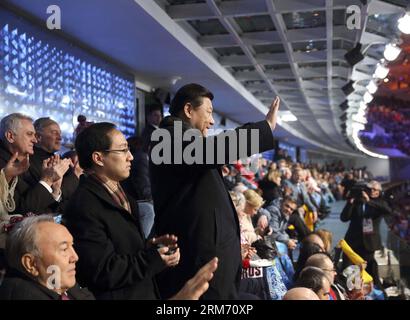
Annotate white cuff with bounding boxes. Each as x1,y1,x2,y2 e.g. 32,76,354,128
39,181,62,202
39,180,53,193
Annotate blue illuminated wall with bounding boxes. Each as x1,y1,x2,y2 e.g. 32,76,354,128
0,10,135,145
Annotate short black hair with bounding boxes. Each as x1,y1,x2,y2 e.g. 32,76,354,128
294,242,324,281
295,266,328,294
169,83,214,116
75,122,117,170
77,115,87,122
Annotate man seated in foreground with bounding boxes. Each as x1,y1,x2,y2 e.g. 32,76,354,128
282,287,319,300
0,215,218,300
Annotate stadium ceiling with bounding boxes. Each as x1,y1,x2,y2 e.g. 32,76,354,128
4,0,408,156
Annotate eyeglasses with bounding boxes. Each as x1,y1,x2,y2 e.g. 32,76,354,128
370,188,381,192
322,268,337,273
103,147,130,155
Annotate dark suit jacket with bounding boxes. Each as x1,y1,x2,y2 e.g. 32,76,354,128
23,146,79,213
0,141,57,215
121,149,152,201
0,271,94,300
340,197,391,252
63,175,165,300
150,116,274,299
141,123,157,152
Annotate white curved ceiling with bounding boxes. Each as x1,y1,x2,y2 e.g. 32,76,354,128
4,0,407,156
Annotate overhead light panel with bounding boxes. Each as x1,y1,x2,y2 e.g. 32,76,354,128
383,43,402,61
279,111,297,122
342,81,355,96
398,13,410,34
339,100,349,111
363,91,374,103
366,80,378,94
344,43,364,67
374,64,389,79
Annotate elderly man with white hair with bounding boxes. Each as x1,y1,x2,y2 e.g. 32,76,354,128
0,215,218,300
340,180,391,290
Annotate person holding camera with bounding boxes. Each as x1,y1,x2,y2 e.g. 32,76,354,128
340,180,391,289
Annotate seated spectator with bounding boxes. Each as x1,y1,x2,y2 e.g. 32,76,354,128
294,241,324,281
242,190,265,244
0,215,94,300
258,169,283,204
24,117,77,212
282,287,319,300
294,266,331,300
303,233,326,252
0,215,218,300
0,113,66,216
305,253,347,300
257,197,310,250
287,168,318,223
315,229,333,256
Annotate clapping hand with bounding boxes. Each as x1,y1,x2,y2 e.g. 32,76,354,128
3,153,30,183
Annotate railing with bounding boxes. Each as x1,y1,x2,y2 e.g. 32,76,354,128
383,180,410,266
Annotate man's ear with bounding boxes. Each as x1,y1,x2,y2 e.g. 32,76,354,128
92,151,105,167
4,130,15,144
35,132,42,143
183,103,193,119
21,253,39,277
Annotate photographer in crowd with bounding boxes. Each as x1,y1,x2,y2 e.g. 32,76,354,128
340,180,392,289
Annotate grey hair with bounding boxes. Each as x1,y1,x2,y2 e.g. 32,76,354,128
0,113,33,141
33,117,58,134
5,215,54,273
229,190,246,209
367,180,382,191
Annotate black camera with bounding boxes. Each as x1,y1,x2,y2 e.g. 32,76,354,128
348,182,370,201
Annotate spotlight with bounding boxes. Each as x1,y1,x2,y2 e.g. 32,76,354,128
363,91,374,103
398,13,410,34
344,43,364,67
342,81,355,96
339,100,349,111
366,80,378,94
374,64,389,79
384,43,402,61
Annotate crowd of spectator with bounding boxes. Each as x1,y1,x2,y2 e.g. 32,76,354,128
360,99,410,156
0,97,397,300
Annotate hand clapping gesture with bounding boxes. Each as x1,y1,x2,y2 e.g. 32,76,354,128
3,153,30,183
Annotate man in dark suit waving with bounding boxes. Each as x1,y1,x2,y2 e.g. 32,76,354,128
150,83,280,299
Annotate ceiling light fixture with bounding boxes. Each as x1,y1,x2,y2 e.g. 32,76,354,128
279,111,298,122
344,43,364,67
398,13,410,34
366,80,378,94
363,91,374,103
383,43,402,61
374,64,389,79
